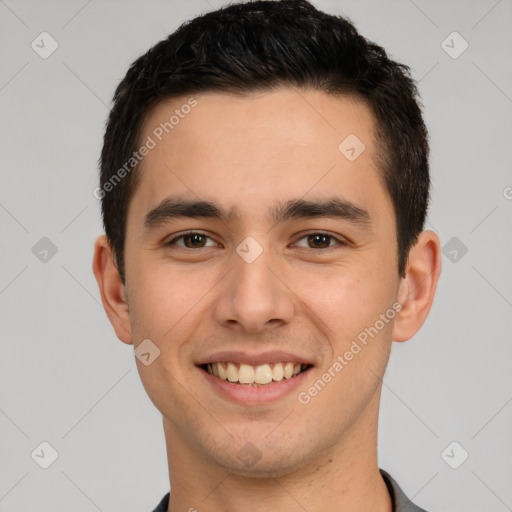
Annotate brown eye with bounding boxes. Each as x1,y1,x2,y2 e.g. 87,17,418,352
307,234,332,248
182,233,207,248
167,232,216,248
294,232,343,249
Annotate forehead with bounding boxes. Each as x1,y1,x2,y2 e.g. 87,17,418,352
130,88,389,224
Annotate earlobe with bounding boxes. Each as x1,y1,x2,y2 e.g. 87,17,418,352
392,230,442,342
92,234,133,344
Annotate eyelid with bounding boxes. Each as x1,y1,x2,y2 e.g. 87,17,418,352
166,230,347,249
291,230,348,248
166,230,219,247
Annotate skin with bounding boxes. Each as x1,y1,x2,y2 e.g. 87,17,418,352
93,88,441,512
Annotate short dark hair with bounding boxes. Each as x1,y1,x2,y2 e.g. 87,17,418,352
99,0,429,283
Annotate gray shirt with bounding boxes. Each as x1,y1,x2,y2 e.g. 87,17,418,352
380,469,429,512
151,468,429,511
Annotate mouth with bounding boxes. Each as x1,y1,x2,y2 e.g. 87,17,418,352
200,361,311,386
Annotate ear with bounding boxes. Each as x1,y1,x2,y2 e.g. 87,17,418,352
92,234,133,344
392,230,442,342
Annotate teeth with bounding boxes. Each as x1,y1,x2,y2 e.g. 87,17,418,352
226,362,238,382
284,362,294,379
238,363,255,384
217,363,227,380
255,364,273,384
206,362,308,385
272,362,284,381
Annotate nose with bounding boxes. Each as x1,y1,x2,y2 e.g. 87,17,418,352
212,240,295,334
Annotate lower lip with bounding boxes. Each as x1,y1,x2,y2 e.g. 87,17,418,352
199,366,312,405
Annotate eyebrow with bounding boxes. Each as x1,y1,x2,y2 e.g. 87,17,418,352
143,196,371,230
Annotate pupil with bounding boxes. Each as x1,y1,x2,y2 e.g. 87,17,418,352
309,234,329,248
186,234,205,248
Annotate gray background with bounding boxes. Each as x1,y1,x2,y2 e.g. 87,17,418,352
0,0,511,510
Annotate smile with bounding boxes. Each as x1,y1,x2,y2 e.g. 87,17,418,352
203,362,310,385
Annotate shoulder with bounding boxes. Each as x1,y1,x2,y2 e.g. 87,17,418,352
150,491,170,512
380,469,430,512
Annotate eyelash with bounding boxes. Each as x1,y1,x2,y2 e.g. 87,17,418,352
166,231,347,250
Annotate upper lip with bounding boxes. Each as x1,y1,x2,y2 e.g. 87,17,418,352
196,350,315,367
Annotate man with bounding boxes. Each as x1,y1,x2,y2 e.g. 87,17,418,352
92,1,441,510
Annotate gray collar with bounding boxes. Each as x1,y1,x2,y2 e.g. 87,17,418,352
380,469,429,512
152,469,430,512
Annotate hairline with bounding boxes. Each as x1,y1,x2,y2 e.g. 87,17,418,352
113,85,401,277
130,84,393,213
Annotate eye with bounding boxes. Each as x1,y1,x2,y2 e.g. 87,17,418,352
166,231,218,249
166,231,346,250
293,232,346,249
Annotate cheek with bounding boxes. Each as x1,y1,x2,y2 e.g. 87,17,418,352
297,262,396,344
297,268,396,421
126,265,209,411
127,261,220,341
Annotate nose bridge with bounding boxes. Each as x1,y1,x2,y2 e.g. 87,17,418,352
214,235,294,332
236,238,275,297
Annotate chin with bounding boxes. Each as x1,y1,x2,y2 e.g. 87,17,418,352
210,440,314,480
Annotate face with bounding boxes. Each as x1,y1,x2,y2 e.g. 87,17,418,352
111,88,407,476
